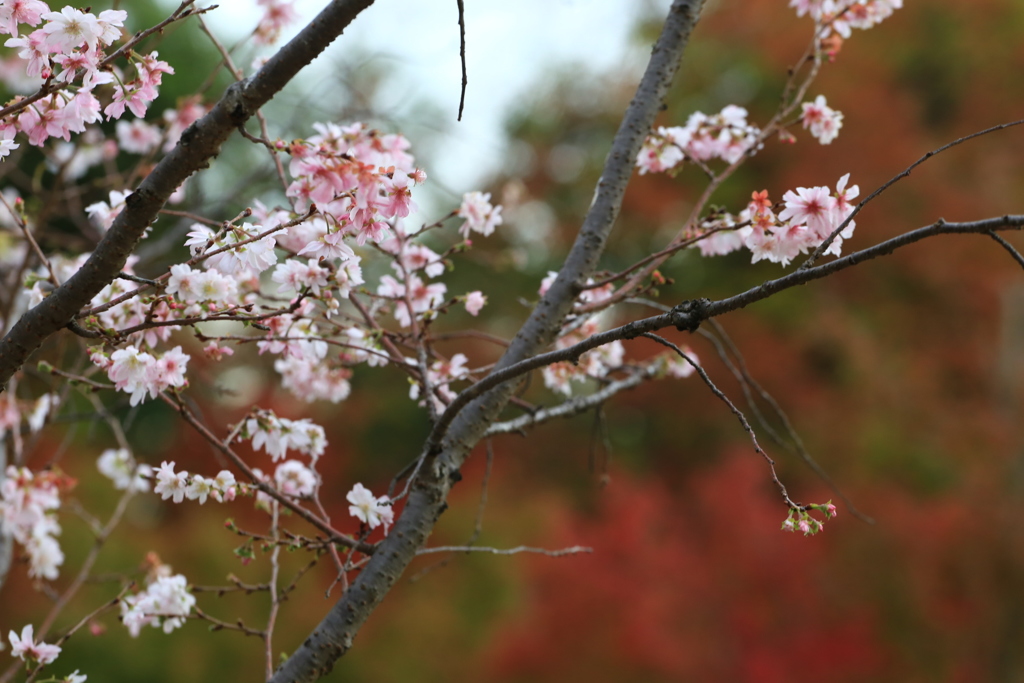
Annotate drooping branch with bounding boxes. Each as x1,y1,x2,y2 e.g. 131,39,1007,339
0,0,376,393
268,2,708,681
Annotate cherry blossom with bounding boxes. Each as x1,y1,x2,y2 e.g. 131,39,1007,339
377,274,447,327
636,105,762,174
5,29,51,79
458,191,503,238
120,572,195,637
0,0,49,37
254,0,299,46
464,290,486,316
153,461,188,504
346,483,394,532
97,449,152,493
0,466,64,579
115,120,162,155
800,94,844,144
274,460,317,498
779,184,836,237
244,411,327,462
8,624,61,666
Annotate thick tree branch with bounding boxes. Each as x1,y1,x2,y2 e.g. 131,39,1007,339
268,2,707,681
0,0,375,393
453,214,1024,398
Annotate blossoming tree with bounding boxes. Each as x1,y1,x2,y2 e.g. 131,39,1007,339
0,0,1021,681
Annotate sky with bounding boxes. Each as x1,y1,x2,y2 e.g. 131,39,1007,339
164,0,674,192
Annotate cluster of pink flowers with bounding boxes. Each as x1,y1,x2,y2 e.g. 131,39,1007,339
90,345,190,406
800,95,844,144
120,571,195,637
377,273,447,328
0,4,177,152
457,191,503,238
693,174,859,266
346,483,393,533
637,105,761,175
781,501,837,536
0,466,64,579
790,0,903,36
184,223,279,275
152,461,237,505
253,0,298,46
409,353,470,413
96,448,152,493
542,315,625,397
272,460,317,498
242,410,327,463
285,121,425,247
166,263,241,304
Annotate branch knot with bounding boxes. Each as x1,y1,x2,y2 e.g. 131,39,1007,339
670,298,708,332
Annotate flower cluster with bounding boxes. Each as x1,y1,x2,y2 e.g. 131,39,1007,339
253,0,298,46
121,572,195,637
377,273,447,328
800,95,844,144
542,315,625,397
692,174,859,266
0,4,176,153
242,411,326,462
458,191,503,238
0,466,64,579
346,483,393,533
637,105,761,175
285,121,425,246
97,448,152,493
184,223,278,275
790,0,903,37
409,353,470,414
781,501,837,536
153,461,237,505
90,345,190,406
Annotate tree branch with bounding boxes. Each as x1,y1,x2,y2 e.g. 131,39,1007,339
268,2,707,681
484,366,658,436
0,0,375,393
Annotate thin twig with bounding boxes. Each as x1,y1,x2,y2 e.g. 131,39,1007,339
802,118,1024,268
642,332,805,510
456,0,467,121
416,545,591,557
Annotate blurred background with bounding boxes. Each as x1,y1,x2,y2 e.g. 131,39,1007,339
5,0,1024,681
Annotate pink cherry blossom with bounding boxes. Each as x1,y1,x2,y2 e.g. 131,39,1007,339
779,184,836,238
801,95,844,144
0,0,49,37
464,290,486,316
458,191,502,238
8,624,61,665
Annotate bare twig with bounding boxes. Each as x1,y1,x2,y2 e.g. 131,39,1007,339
642,333,804,510
456,0,468,121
